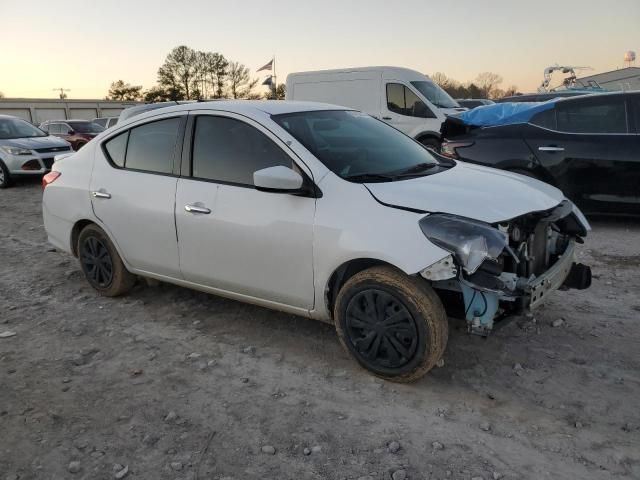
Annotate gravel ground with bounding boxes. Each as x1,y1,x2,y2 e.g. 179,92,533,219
1,179,639,480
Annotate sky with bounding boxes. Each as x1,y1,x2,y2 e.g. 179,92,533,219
1,0,638,99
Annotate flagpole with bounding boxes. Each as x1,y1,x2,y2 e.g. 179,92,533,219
272,55,276,98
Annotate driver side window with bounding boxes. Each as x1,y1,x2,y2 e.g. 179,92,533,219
386,83,435,118
191,115,293,186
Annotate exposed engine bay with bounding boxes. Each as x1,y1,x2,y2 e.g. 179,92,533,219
419,200,592,336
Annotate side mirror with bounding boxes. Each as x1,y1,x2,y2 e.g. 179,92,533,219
253,166,303,193
67,130,75,135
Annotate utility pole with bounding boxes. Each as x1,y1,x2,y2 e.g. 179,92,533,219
53,87,70,99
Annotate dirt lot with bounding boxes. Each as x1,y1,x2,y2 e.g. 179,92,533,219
1,179,639,480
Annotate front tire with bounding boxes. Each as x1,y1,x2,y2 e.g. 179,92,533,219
419,137,440,152
334,266,448,383
77,224,136,296
0,160,12,188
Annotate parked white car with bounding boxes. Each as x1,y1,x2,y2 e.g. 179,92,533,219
286,67,467,149
42,101,591,382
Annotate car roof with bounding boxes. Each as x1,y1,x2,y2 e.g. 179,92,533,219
119,100,350,126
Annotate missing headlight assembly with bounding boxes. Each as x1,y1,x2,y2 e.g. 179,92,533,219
419,202,591,336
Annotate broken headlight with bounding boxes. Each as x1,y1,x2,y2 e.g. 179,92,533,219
419,214,509,274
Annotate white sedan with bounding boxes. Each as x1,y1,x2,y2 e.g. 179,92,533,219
42,101,591,382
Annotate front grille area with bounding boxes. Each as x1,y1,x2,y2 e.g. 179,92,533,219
34,146,71,154
42,158,54,169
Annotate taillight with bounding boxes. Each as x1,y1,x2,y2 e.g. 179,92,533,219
42,171,61,190
440,141,474,159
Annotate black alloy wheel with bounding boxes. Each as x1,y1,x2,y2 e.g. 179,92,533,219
80,235,114,288
344,288,419,370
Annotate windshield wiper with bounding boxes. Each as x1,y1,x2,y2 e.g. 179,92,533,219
388,162,438,178
344,173,395,183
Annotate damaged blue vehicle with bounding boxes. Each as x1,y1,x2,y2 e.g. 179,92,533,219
440,91,640,215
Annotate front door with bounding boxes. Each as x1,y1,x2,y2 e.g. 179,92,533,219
382,82,440,137
175,112,315,309
90,115,185,277
526,95,640,214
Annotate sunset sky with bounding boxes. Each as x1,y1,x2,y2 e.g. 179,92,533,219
1,0,638,99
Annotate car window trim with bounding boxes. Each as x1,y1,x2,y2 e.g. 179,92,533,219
181,110,320,195
100,114,187,177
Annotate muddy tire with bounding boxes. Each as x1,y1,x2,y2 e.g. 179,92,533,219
0,160,12,188
334,265,448,383
77,224,136,297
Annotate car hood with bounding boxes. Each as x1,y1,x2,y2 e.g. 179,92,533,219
365,161,565,223
0,135,70,149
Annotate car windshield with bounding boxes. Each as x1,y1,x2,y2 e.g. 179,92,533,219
68,121,105,133
0,118,47,139
411,81,460,109
272,110,439,181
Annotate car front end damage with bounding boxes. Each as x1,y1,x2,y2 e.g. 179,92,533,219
419,200,592,336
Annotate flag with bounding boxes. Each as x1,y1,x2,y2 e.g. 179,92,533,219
257,59,273,72
262,76,273,86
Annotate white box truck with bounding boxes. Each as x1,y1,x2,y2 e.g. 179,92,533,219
286,66,466,148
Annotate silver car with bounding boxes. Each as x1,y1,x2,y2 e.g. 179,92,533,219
0,115,72,188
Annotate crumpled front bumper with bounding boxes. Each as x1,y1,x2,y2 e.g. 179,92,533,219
528,239,575,309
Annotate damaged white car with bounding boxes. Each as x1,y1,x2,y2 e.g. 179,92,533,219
42,101,591,382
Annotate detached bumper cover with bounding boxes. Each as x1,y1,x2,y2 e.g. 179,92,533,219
528,240,580,309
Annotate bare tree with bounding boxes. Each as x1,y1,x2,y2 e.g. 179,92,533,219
106,80,143,101
227,61,258,99
431,72,451,88
0,91,4,99
475,72,503,99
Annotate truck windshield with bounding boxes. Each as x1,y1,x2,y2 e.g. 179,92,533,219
0,118,47,139
411,81,460,109
272,110,439,182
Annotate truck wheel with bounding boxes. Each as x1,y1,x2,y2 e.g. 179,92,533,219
0,160,12,188
419,137,440,152
334,265,448,383
77,224,136,296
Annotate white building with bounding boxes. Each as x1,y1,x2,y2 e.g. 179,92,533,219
576,67,640,91
0,98,141,124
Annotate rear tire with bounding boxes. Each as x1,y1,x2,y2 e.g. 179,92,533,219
334,266,448,383
77,224,136,296
0,160,12,188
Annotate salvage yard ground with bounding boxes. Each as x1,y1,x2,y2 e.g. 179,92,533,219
1,179,639,480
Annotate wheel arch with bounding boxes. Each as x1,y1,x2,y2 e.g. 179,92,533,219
325,258,398,319
70,219,97,257
415,131,441,145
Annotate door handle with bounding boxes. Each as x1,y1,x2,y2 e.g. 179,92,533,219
538,146,565,152
382,116,392,121
185,204,211,214
91,191,111,199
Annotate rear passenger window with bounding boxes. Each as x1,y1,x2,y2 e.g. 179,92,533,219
191,116,292,186
530,109,556,130
104,131,128,167
125,118,180,173
556,99,627,134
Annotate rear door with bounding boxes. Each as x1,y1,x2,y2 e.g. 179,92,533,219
90,114,186,277
525,95,640,214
